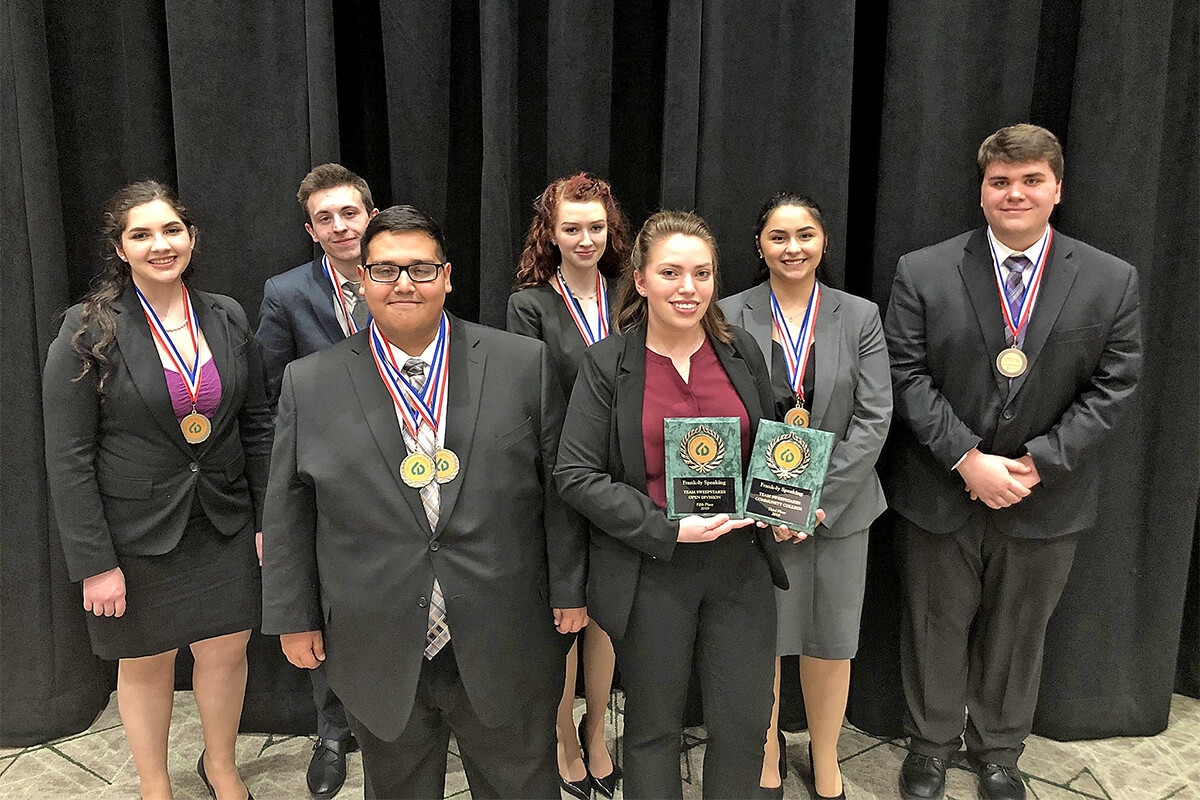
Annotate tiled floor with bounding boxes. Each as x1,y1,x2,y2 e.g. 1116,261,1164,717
1,693,1196,798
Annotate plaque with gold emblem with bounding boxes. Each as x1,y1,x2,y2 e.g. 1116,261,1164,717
663,417,742,519
740,419,833,533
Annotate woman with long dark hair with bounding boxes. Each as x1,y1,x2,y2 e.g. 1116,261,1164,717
555,210,792,799
507,173,632,799
43,181,271,800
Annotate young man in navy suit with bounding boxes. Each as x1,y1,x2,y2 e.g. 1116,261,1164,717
884,125,1142,800
255,164,377,798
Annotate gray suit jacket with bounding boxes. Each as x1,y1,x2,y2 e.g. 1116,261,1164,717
720,282,891,536
882,227,1142,538
261,316,586,740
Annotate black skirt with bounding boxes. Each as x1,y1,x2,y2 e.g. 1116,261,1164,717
86,513,261,660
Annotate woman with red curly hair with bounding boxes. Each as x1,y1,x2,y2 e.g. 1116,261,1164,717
507,173,632,799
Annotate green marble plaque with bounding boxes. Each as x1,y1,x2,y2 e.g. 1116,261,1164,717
663,417,742,520
740,420,833,533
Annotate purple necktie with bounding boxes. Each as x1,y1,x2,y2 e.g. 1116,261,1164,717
1003,255,1031,346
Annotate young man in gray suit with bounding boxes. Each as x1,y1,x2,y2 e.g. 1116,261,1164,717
261,205,587,799
255,164,377,798
884,124,1142,800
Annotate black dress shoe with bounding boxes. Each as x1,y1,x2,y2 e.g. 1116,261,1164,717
899,752,946,800
198,750,254,800
976,762,1026,800
560,773,593,800
307,737,354,799
578,713,621,798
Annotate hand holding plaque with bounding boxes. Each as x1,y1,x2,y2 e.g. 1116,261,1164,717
740,420,833,534
664,417,743,519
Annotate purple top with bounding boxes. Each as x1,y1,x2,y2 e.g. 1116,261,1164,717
164,359,222,420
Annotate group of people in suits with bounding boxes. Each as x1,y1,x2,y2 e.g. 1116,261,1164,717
40,123,1141,800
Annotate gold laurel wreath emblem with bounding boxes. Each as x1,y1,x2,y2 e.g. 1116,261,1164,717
766,434,811,480
679,426,726,474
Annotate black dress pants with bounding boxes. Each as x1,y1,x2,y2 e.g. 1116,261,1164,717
897,514,1078,767
311,664,351,741
346,642,560,799
615,530,776,799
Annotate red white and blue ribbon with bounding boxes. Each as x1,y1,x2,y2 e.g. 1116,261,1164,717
368,313,450,439
988,227,1053,345
770,284,821,402
554,269,609,345
136,283,203,404
323,255,365,336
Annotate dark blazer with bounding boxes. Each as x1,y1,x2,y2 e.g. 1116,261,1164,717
720,282,892,537
883,227,1142,538
506,279,617,397
43,284,273,583
256,259,346,407
554,324,789,640
261,316,587,740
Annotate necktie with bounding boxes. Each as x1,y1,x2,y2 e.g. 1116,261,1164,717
401,358,449,659
1003,255,1031,346
344,281,369,329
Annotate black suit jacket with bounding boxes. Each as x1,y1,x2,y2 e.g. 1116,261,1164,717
554,324,789,640
43,284,273,583
883,227,1142,538
256,259,347,408
260,316,587,739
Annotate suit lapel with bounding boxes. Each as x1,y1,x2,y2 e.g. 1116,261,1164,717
740,283,776,380
1009,232,1077,397
114,286,192,454
959,229,1010,396
307,259,349,344
810,289,841,428
712,336,764,427
616,329,649,493
436,317,482,536
346,334,430,529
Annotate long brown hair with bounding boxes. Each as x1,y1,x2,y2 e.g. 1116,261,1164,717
514,173,632,289
70,180,196,392
612,210,733,344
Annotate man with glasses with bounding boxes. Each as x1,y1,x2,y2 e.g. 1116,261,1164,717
261,205,588,798
255,163,377,798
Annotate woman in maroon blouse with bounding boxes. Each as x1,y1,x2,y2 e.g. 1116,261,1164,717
555,210,793,798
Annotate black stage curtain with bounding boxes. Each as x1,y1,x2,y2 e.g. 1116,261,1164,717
2,0,1197,745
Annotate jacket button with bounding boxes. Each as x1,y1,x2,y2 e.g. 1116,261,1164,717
430,540,440,551
1002,408,1014,420
418,596,428,608
189,462,199,472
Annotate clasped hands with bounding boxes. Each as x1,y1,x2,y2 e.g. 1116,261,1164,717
677,508,826,545
957,448,1041,509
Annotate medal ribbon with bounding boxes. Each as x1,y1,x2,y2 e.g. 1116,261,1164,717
989,227,1052,345
554,269,609,345
136,284,203,407
770,284,821,402
369,313,450,439
323,255,365,336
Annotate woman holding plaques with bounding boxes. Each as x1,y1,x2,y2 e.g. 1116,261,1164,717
556,210,792,799
720,193,892,799
507,173,632,800
43,181,271,800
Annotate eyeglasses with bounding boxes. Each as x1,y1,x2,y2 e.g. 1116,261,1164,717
363,262,446,283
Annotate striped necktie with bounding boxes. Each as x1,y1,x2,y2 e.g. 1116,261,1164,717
1003,255,1031,346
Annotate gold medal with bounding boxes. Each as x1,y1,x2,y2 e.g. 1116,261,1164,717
434,449,460,484
180,412,211,444
784,405,810,428
400,452,436,488
996,347,1028,378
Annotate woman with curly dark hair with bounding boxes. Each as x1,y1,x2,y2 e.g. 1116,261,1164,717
42,181,271,800
507,173,632,799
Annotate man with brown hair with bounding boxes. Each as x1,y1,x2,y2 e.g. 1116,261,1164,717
884,124,1142,800
255,163,377,798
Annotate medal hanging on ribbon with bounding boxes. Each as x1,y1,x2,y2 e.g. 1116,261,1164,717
554,269,609,346
771,285,820,428
136,284,211,444
990,228,1052,378
368,314,459,487
324,255,366,336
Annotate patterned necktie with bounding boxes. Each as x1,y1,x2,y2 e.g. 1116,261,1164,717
400,358,449,659
344,281,369,329
1003,254,1031,346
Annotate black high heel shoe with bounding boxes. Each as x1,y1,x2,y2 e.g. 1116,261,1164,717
579,713,622,798
559,772,593,800
808,741,846,799
198,750,255,800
